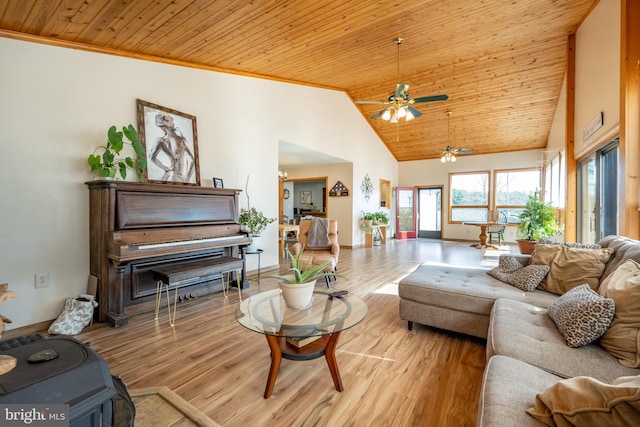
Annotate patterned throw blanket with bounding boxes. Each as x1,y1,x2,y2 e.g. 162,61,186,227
307,218,331,249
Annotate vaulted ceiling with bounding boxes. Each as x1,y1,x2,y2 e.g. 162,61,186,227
0,0,597,161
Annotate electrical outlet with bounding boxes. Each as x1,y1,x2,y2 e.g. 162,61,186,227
35,272,49,288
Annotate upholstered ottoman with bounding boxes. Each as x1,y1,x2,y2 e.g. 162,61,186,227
487,298,640,382
398,263,557,338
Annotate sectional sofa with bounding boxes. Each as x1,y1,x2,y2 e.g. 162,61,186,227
399,235,640,426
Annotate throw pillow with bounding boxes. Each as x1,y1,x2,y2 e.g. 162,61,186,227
598,259,640,368
547,284,615,348
487,257,549,291
508,265,550,292
526,375,640,425
487,256,523,282
531,244,614,294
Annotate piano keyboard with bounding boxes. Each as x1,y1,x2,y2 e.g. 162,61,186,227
132,235,246,251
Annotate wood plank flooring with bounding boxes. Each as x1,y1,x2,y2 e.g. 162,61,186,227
75,239,516,426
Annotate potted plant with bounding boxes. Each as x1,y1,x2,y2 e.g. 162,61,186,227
88,124,147,181
374,211,389,225
238,207,276,237
265,246,346,309
361,211,376,227
516,192,560,254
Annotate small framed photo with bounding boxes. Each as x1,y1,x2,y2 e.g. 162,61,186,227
300,191,312,204
137,99,200,186
213,177,224,188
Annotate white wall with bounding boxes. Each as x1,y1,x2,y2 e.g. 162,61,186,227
574,0,620,156
399,150,544,242
0,38,396,329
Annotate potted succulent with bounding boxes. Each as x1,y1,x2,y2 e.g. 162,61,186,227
88,124,147,181
516,192,560,254
265,246,346,309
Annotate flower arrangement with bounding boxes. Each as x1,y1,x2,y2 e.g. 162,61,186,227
239,207,276,236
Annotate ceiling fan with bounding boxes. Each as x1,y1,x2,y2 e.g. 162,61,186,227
355,38,448,123
441,111,474,162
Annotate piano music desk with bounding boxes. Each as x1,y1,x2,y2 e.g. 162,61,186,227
152,257,244,326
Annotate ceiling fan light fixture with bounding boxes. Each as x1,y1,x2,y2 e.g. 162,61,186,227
390,110,399,123
451,154,456,162
381,108,392,121
405,109,415,121
397,106,407,118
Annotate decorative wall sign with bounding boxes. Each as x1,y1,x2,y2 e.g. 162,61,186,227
137,99,200,186
329,181,350,197
361,174,374,201
583,112,604,142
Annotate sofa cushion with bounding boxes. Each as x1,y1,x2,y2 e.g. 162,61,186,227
526,375,640,426
547,284,615,348
531,244,614,294
488,257,550,292
487,298,639,382
598,236,640,283
538,238,602,249
478,355,563,427
598,259,640,368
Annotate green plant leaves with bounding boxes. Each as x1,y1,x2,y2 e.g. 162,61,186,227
87,124,147,181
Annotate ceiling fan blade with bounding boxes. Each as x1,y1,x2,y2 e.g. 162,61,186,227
413,94,449,103
355,100,389,105
395,83,409,100
456,148,474,155
370,109,388,119
407,105,422,118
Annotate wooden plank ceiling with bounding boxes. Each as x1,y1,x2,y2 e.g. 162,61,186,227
0,0,596,162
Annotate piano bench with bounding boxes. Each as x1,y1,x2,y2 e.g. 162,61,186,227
151,257,245,326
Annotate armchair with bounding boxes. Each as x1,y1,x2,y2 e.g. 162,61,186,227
289,219,339,287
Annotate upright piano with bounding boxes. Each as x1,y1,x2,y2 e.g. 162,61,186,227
86,180,252,326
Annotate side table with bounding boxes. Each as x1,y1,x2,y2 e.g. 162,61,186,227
244,249,264,283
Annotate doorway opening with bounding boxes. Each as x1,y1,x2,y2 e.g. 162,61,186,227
279,177,328,223
417,186,443,239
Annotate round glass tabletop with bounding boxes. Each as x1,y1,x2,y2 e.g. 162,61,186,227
235,289,367,338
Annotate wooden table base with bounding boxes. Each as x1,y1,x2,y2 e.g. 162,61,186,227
263,332,343,398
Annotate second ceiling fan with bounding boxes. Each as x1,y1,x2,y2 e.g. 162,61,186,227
355,38,448,123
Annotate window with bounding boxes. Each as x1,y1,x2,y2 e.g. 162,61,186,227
449,171,490,222
494,168,541,223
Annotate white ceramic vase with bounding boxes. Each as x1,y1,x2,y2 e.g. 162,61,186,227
279,280,316,309
247,235,261,252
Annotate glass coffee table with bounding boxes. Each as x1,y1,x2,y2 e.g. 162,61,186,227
235,289,367,398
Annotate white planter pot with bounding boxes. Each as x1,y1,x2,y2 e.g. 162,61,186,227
247,235,261,252
279,280,316,309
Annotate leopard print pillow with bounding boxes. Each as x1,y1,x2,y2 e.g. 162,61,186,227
508,264,550,291
548,284,615,348
487,257,549,291
487,256,523,282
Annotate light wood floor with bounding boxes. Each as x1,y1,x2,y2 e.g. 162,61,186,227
76,239,516,427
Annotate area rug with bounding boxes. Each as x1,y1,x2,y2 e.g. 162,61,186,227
129,387,221,427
